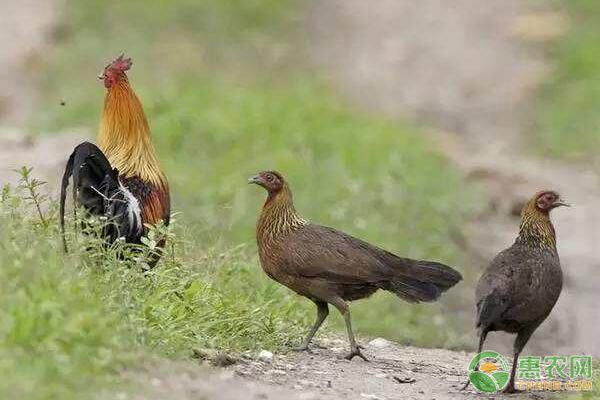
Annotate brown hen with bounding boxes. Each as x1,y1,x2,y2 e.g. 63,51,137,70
467,190,568,393
249,171,462,360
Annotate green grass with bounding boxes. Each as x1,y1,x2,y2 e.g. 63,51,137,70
0,176,312,399
6,0,479,398
534,0,600,160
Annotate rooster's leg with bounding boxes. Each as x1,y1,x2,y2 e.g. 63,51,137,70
294,301,329,351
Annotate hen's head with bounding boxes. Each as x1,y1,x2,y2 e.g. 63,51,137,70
99,54,132,89
525,190,569,215
248,171,285,194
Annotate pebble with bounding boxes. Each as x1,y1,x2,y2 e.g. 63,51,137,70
267,369,287,376
368,338,391,348
150,378,161,387
258,350,274,362
360,394,383,400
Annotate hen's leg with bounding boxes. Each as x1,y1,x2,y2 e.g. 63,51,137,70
504,328,534,393
294,301,329,351
330,298,368,361
461,329,488,390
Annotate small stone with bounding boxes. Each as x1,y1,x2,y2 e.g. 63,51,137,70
258,350,274,362
375,373,387,379
211,352,238,367
268,369,287,376
150,378,161,387
360,394,382,400
393,376,416,384
368,338,391,348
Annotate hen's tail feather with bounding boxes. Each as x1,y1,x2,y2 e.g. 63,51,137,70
476,290,507,331
379,259,462,303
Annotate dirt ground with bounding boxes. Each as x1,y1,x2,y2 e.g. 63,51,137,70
231,337,557,400
124,337,558,400
0,0,84,188
0,0,595,399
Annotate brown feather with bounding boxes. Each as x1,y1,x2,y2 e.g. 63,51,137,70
98,62,170,229
255,175,461,303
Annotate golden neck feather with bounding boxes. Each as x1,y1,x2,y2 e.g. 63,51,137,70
516,200,556,250
98,80,166,187
257,185,308,246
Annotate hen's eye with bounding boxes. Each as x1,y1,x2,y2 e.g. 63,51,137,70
266,175,274,182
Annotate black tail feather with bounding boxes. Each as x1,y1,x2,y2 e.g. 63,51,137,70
59,142,142,250
60,150,76,252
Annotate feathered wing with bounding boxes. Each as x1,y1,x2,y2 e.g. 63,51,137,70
60,142,143,250
281,224,462,303
475,245,562,331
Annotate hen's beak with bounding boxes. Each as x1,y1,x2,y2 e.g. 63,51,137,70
554,199,571,208
98,73,105,80
248,175,261,185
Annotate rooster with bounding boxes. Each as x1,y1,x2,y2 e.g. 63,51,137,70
60,55,170,265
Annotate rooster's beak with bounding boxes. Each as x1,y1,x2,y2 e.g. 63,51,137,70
554,199,571,208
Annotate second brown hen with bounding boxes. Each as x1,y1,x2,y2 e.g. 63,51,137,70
467,190,568,393
249,171,462,360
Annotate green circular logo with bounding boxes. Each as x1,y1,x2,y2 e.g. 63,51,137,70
467,351,510,393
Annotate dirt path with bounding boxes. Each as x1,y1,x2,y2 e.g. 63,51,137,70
229,336,556,400
0,0,84,189
0,0,61,126
308,0,598,359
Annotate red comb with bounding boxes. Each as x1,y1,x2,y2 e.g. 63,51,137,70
106,53,132,73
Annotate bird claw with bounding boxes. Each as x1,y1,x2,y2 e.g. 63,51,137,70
502,386,518,394
459,381,470,391
345,348,369,361
292,344,311,352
